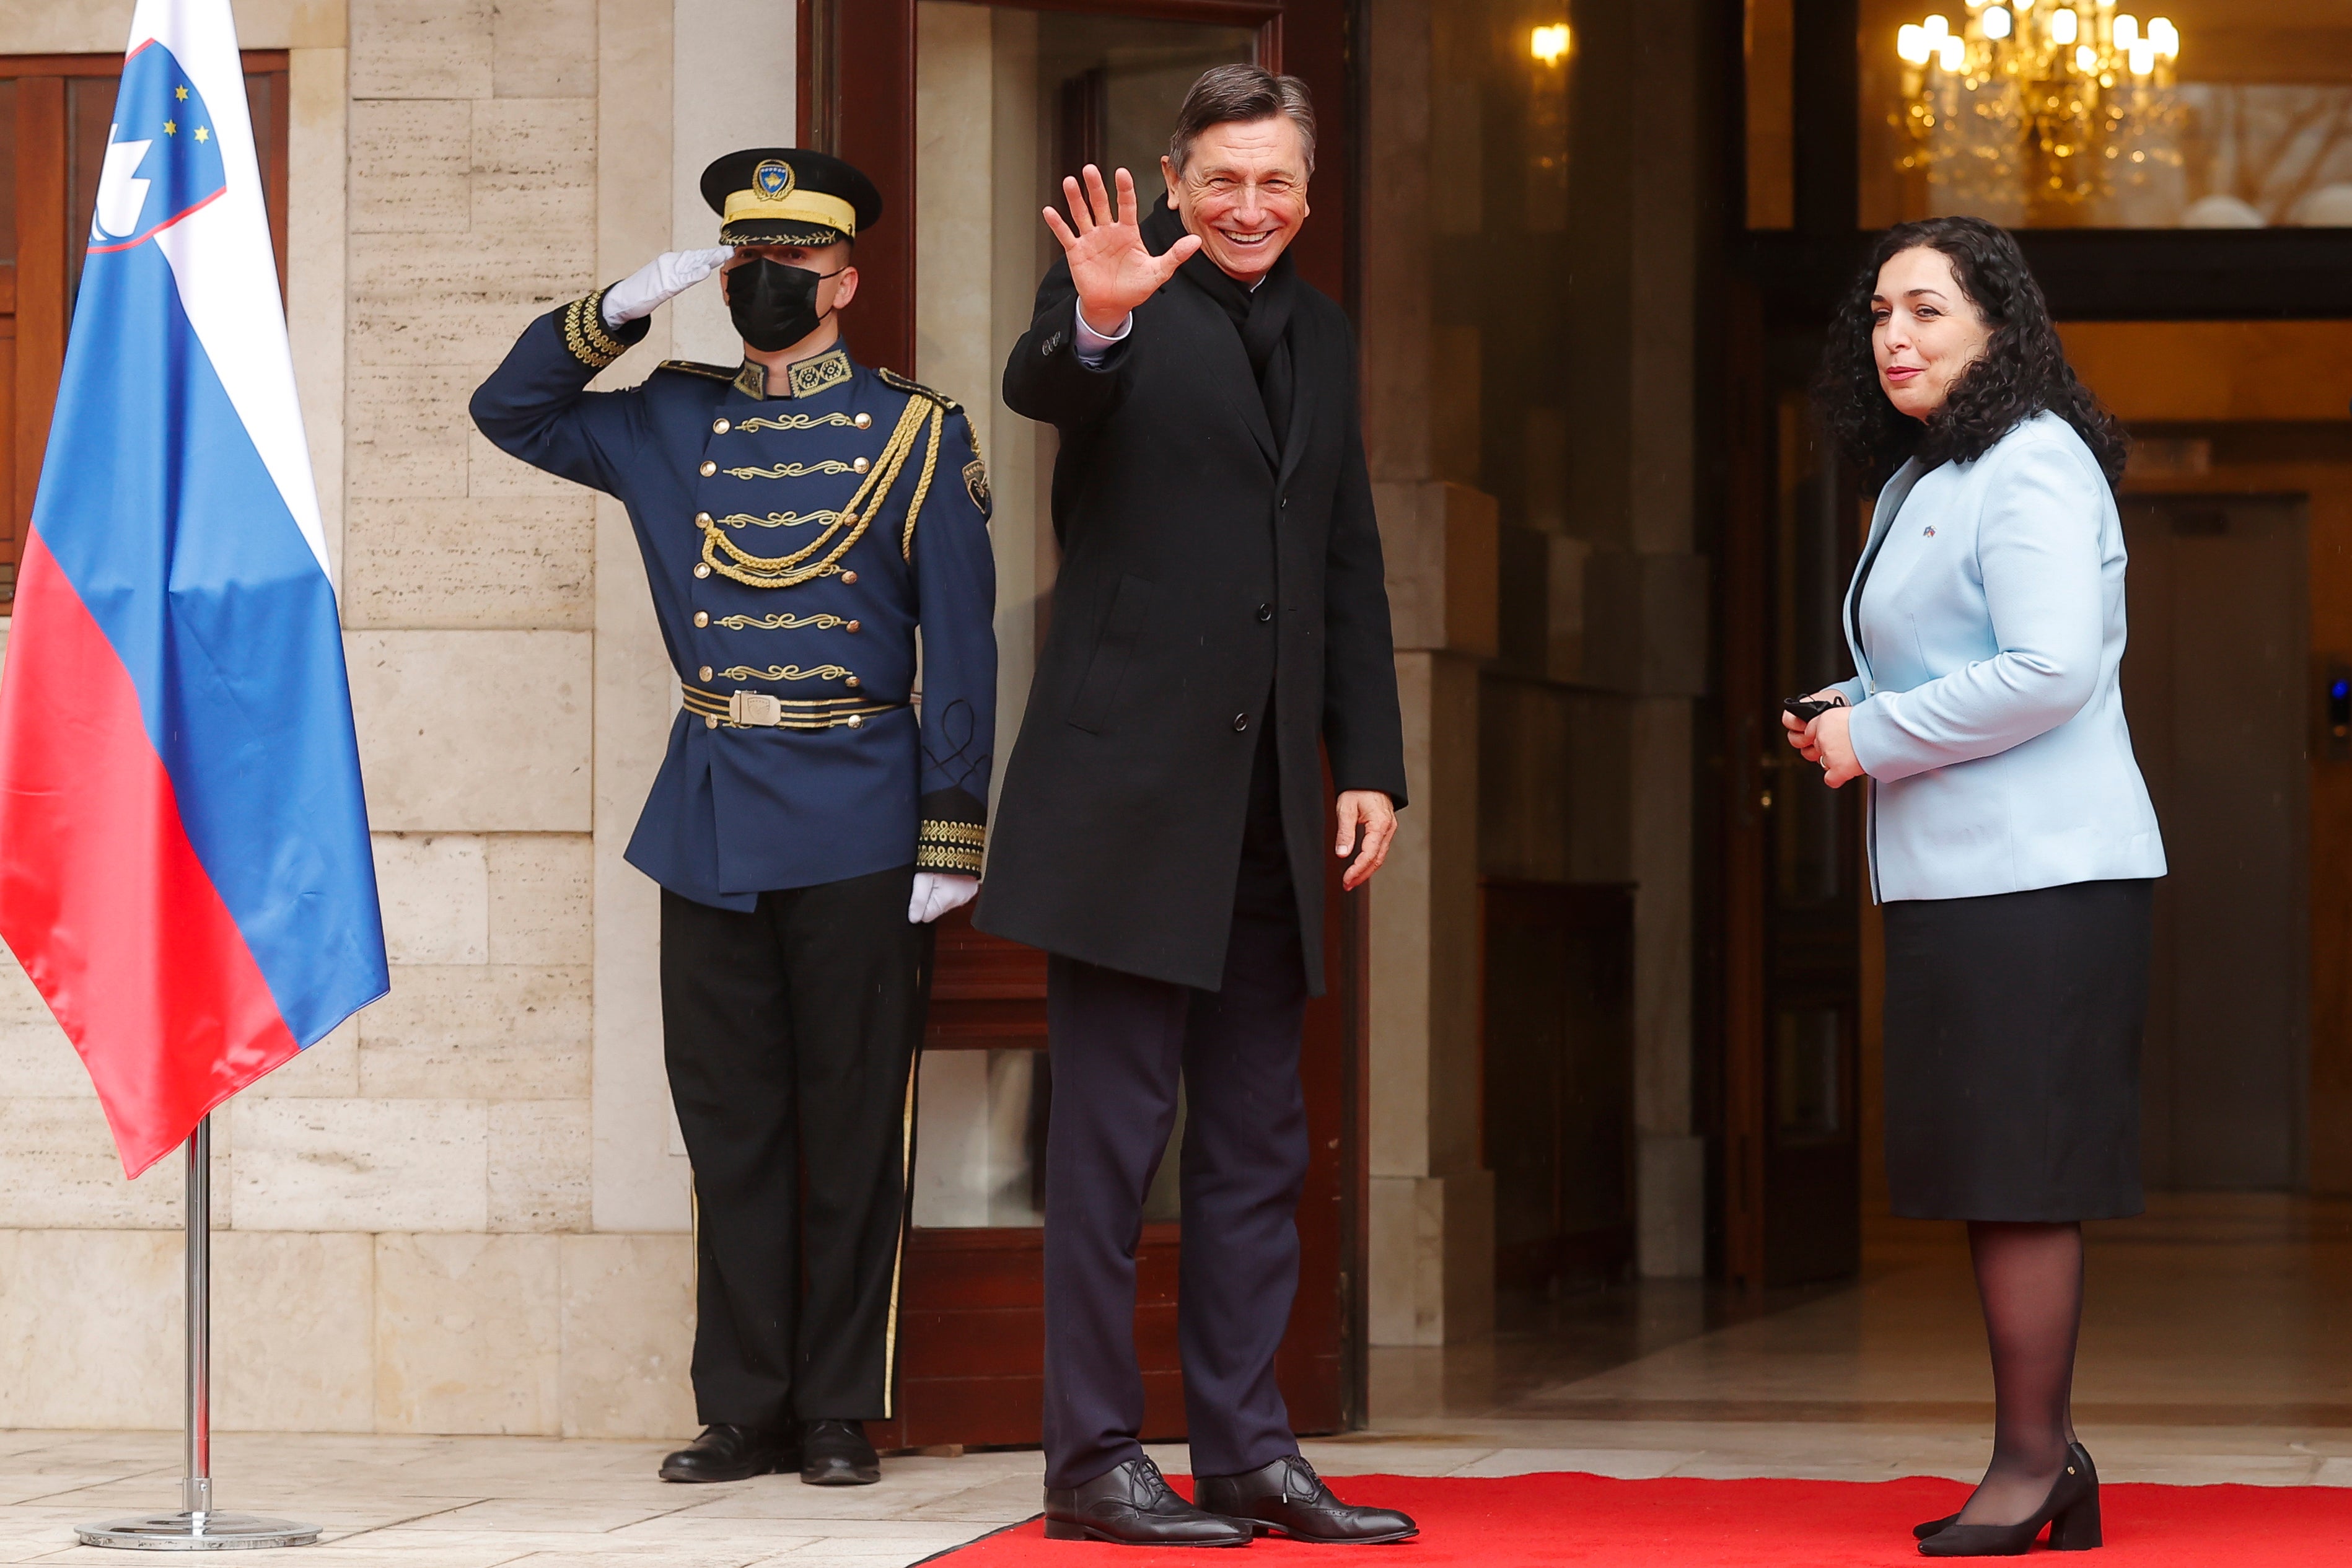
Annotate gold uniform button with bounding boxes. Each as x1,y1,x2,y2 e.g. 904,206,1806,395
841,570,858,585
704,714,719,729
846,714,864,729
846,676,861,688
695,511,713,527
698,665,713,681
852,456,871,474
854,411,873,429
693,611,709,628
846,620,861,633
693,563,712,579
712,418,730,434
700,460,717,477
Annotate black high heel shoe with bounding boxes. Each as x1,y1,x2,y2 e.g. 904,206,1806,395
1915,1442,2097,1540
1916,1450,2101,1556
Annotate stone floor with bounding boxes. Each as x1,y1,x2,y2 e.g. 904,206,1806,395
4,1193,2348,1566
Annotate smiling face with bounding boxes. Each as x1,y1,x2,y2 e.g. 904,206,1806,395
1871,245,1993,422
1160,116,1310,283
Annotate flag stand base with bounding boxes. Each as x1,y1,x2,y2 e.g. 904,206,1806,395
75,1514,322,1552
78,1120,317,1551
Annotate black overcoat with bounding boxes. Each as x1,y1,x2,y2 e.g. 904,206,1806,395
973,245,1407,994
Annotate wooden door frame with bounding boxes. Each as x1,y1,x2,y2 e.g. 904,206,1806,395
799,0,1370,1442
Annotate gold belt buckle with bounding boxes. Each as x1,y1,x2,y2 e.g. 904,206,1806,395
728,691,783,727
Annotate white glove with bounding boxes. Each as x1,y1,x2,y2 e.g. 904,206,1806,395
602,247,734,328
908,873,980,924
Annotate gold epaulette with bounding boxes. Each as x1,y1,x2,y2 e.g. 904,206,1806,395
876,367,962,413
656,360,736,382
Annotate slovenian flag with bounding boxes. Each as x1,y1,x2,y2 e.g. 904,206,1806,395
0,0,387,1177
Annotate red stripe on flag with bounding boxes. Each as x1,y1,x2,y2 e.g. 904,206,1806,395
0,533,299,1177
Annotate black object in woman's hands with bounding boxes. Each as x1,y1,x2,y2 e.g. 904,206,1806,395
1781,694,1845,722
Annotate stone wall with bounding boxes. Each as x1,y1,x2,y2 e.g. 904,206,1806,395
0,0,761,1438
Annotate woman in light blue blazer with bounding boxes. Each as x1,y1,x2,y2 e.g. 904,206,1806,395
1786,217,2162,1559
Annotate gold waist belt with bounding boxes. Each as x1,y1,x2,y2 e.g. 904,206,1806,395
683,684,905,731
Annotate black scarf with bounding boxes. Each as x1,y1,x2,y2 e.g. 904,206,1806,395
1141,194,1298,451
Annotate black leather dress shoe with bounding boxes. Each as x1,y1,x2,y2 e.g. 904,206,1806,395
800,1417,881,1486
1195,1454,1418,1544
1043,1456,1253,1547
657,1423,797,1483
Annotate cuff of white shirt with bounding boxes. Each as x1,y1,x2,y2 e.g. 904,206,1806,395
1071,305,1133,366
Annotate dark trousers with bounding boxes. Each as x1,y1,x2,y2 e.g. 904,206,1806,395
659,864,932,1429
1042,740,1310,1487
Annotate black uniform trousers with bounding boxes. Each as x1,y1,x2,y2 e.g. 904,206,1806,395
1041,727,1310,1488
659,864,932,1430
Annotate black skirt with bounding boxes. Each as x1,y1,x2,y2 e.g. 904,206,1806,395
1883,878,2154,1222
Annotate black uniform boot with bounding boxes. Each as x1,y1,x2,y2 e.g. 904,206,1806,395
1195,1454,1419,1543
800,1417,882,1486
657,1423,797,1483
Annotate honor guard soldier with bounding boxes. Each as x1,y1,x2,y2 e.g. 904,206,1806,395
470,149,996,1488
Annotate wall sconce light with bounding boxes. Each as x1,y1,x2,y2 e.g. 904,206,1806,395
1530,23,1571,65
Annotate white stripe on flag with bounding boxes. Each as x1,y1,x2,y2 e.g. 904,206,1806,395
132,0,330,580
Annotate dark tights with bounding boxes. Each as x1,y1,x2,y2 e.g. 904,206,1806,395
1956,1220,2084,1526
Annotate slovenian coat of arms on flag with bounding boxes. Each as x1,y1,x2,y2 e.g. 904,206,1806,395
0,0,388,1177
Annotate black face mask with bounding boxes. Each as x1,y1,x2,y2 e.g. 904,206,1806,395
726,258,841,353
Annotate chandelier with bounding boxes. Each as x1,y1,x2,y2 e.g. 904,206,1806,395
1893,2,2182,211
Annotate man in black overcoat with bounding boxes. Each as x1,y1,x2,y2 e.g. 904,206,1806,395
976,66,1414,1548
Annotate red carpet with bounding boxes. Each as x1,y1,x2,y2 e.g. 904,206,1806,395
928,1473,2352,1564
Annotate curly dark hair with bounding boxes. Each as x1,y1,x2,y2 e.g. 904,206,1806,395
1814,216,2128,489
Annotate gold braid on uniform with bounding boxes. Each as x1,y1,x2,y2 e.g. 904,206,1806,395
561,286,631,370
698,397,931,589
915,819,986,875
900,403,946,562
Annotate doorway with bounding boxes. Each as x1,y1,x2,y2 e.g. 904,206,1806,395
2121,493,2311,1191
802,0,1365,1449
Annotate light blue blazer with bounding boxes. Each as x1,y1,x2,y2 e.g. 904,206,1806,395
1829,411,2165,903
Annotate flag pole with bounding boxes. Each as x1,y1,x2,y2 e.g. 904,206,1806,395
76,1118,319,1550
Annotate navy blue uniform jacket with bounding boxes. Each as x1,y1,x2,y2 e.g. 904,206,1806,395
470,289,996,911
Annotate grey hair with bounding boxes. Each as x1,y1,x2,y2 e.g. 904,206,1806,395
1165,64,1317,179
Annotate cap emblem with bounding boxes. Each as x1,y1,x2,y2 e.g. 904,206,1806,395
755,159,796,201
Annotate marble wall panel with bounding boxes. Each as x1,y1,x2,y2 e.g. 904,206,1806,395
242,1019,364,1098
343,497,595,629
346,629,592,831
470,98,597,240
231,1098,489,1232
487,1100,592,1231
493,0,597,99
213,1232,375,1432
358,965,592,1100
0,2,340,54
346,364,476,496
374,1232,561,1434
486,834,594,966
0,1098,185,1230
351,0,493,100
349,97,470,234
289,45,350,585
349,232,585,367
0,949,82,1099
558,1232,695,1438
0,1229,180,1429
372,833,491,963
